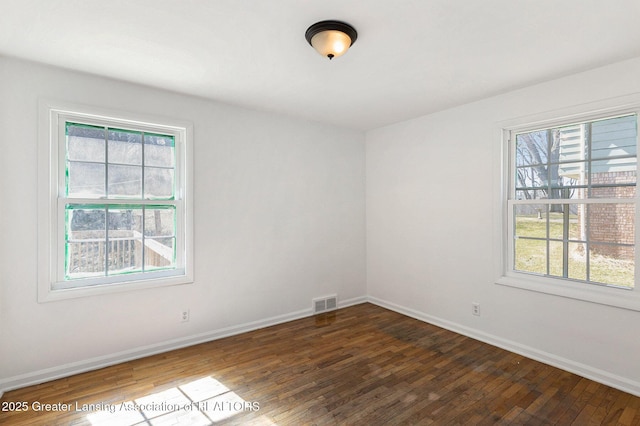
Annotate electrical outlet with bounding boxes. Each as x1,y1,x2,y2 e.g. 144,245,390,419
472,303,480,316
181,309,190,322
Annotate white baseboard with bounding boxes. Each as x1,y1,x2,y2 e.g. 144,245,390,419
0,296,367,395
367,296,640,398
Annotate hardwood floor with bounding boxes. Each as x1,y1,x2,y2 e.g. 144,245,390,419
2,303,639,425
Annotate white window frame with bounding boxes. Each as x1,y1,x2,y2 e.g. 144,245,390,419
496,95,640,312
38,100,194,302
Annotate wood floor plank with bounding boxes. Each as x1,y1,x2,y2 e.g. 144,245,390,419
2,303,639,425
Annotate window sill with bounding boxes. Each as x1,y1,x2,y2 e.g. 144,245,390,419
38,272,193,303
496,273,640,312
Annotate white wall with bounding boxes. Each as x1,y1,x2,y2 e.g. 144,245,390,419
0,57,366,391
4,52,640,397
366,57,640,395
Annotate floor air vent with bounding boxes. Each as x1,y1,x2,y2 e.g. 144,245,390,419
313,295,338,314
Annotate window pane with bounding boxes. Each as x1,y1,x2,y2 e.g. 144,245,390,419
557,124,584,164
548,240,563,277
587,203,635,245
68,162,106,197
515,165,547,198
144,167,174,199
67,123,105,162
568,242,587,281
66,241,106,279
144,237,175,271
591,157,637,174
590,115,637,161
514,238,546,275
143,207,176,271
145,133,175,167
108,129,142,165
107,208,142,275
590,244,634,288
591,185,636,199
515,131,549,167
590,161,636,199
108,207,143,234
514,204,546,238
144,207,175,237
568,205,584,240
108,164,142,198
65,206,106,279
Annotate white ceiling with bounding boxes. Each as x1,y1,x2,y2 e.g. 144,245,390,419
2,0,640,130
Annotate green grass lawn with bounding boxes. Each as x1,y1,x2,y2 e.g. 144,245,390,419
514,213,634,288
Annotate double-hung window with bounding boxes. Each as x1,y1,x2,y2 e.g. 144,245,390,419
501,103,639,308
39,102,193,301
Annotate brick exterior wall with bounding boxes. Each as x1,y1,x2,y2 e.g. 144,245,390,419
587,171,635,260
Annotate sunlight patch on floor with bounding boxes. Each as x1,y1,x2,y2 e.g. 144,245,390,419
86,376,269,425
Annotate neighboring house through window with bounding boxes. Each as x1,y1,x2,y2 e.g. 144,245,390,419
498,99,640,310
511,114,636,288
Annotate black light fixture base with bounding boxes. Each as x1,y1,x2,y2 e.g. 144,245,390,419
305,20,358,47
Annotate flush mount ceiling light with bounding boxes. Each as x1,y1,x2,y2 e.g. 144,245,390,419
305,20,358,60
